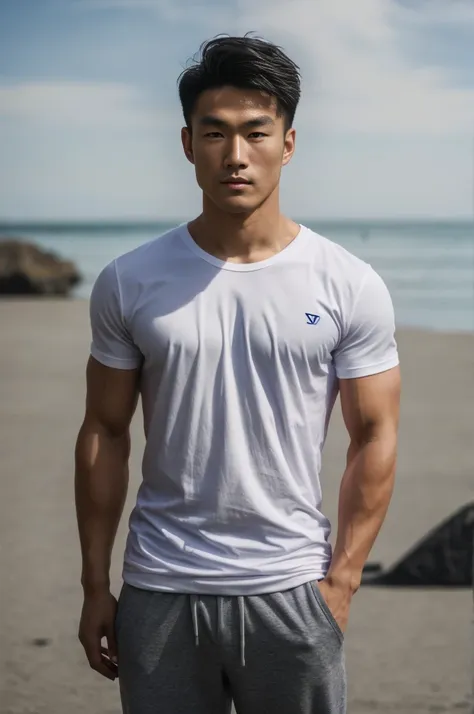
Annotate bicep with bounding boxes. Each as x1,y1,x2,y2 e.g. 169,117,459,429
339,366,401,445
84,357,141,436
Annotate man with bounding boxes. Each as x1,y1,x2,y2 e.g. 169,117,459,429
75,35,400,714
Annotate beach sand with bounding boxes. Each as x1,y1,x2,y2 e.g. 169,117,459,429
0,299,472,714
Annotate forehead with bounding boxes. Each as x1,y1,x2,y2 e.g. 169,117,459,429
192,86,280,123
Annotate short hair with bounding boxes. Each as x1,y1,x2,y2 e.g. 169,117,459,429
178,35,301,131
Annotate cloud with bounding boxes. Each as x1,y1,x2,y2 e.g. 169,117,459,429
0,81,172,130
79,0,474,136
2,0,473,219
230,0,474,136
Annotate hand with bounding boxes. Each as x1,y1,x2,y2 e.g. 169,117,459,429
78,590,119,681
316,577,353,634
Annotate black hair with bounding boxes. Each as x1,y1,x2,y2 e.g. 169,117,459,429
178,34,301,131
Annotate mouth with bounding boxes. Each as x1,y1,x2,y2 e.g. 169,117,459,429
221,178,252,189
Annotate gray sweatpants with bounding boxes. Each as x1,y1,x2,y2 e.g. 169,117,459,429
115,581,346,714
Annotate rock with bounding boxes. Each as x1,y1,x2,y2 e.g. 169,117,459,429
0,239,82,296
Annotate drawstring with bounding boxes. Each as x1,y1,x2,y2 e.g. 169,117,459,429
189,595,247,667
237,596,246,667
190,595,200,647
217,596,224,638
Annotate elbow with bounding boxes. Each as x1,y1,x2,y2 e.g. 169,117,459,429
351,415,399,448
80,410,131,441
347,425,398,465
75,417,131,468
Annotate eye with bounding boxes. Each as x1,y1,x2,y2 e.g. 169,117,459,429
204,132,223,139
249,132,267,139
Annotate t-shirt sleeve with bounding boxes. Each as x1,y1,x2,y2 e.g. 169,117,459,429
89,260,143,370
333,267,399,379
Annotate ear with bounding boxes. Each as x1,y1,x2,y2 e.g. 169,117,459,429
282,128,296,167
181,127,195,165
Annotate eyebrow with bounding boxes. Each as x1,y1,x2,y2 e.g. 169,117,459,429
198,115,275,129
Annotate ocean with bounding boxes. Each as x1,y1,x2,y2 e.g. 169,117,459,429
2,219,473,333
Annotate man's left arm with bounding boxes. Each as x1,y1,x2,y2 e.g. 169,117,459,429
319,367,401,631
318,267,401,632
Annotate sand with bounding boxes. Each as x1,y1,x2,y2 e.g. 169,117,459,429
0,298,473,714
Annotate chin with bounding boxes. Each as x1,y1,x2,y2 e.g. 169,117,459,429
214,197,259,215
222,204,255,215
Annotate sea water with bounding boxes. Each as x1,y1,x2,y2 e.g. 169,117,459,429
2,219,473,333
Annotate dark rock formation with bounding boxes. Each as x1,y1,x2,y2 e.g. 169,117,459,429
0,239,81,296
362,502,474,587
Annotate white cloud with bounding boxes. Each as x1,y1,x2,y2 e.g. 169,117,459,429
2,0,474,219
231,0,474,136
80,0,474,136
0,81,172,130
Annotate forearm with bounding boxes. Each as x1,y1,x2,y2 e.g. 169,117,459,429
74,422,130,594
327,433,397,593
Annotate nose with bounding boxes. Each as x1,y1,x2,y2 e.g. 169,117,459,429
224,136,248,171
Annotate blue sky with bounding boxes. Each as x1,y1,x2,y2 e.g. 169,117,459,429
1,0,474,220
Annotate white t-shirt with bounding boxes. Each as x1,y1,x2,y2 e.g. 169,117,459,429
90,223,399,595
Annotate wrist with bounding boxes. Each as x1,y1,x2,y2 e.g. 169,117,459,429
81,577,110,597
326,564,361,595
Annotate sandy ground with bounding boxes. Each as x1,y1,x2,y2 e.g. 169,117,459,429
0,298,473,714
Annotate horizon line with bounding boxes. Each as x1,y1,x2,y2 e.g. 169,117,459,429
1,216,473,228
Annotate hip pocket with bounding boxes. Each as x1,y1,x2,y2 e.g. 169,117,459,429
308,581,344,643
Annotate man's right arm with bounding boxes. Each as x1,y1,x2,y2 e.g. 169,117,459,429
75,356,140,679
75,355,140,594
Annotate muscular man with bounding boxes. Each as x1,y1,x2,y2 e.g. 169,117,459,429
75,35,401,714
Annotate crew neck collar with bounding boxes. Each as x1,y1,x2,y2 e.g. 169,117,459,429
179,222,308,272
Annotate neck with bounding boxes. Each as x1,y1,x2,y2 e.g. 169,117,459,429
188,192,299,264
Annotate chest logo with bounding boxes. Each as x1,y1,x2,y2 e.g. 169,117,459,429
305,313,321,325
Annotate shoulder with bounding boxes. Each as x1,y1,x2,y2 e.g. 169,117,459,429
114,224,186,281
302,225,372,283
300,226,387,325
90,224,186,317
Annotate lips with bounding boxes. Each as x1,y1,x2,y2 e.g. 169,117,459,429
222,178,251,185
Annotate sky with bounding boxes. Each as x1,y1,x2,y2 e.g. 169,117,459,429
1,0,474,221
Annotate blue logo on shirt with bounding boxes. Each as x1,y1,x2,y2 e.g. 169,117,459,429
306,313,321,325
